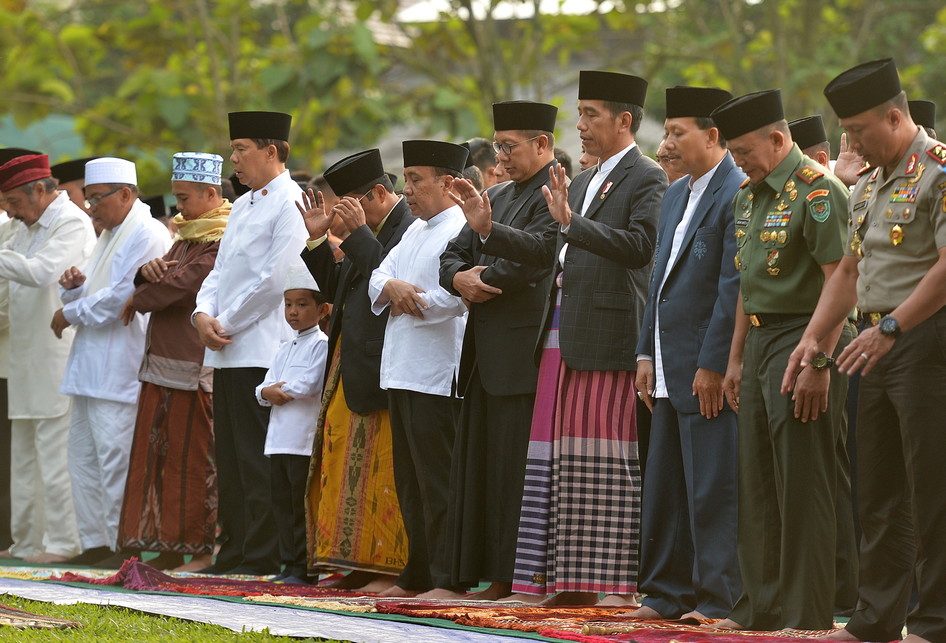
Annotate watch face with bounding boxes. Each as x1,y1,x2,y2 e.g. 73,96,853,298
880,317,899,335
812,353,828,369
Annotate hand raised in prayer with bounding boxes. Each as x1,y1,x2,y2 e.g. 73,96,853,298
833,133,867,188
448,178,493,236
382,279,427,319
119,296,138,326
59,266,86,290
790,365,830,423
541,164,572,227
50,308,70,339
334,196,368,233
140,258,178,283
635,360,655,413
194,312,232,351
295,189,334,241
452,265,502,303
722,358,742,414
692,367,725,419
261,382,295,406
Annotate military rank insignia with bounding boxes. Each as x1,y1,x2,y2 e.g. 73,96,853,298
905,153,919,175
764,212,791,227
766,250,780,276
796,166,824,185
891,184,919,203
927,144,946,166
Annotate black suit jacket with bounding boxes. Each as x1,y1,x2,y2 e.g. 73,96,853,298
636,153,744,413
301,198,412,413
483,145,667,371
439,162,556,397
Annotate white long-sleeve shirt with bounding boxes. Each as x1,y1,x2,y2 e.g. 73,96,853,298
368,206,467,397
256,326,328,456
59,200,171,404
0,193,95,417
194,170,308,369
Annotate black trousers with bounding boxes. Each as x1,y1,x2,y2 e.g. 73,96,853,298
388,388,460,591
270,453,309,578
212,367,278,574
447,366,533,587
846,309,946,643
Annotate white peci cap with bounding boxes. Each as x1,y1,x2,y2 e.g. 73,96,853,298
283,261,320,293
85,157,137,186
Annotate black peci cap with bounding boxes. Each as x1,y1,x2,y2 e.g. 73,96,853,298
578,71,648,107
824,58,901,119
402,140,469,174
711,89,785,141
228,111,292,141
665,86,733,119
323,149,386,196
909,100,936,131
492,101,558,132
51,157,99,184
788,115,828,150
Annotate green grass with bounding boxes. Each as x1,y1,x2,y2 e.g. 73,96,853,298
0,595,343,641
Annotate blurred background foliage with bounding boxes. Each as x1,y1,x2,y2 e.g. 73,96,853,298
0,0,943,194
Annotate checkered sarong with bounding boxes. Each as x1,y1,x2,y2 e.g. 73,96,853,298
511,289,641,595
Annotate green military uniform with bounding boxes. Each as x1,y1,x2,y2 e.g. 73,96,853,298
730,144,858,630
841,128,946,643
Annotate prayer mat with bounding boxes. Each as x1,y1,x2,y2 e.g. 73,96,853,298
53,558,377,598
374,603,871,642
0,601,81,629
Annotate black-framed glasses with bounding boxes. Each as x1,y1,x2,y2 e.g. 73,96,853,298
84,186,123,209
492,135,542,156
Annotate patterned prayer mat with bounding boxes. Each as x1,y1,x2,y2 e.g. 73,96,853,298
52,558,378,598
374,603,868,642
0,601,81,629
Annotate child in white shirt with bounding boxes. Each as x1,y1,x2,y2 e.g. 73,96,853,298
256,264,329,584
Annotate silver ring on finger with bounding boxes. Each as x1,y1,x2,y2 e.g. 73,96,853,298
859,352,869,361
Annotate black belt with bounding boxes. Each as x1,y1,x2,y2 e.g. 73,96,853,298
747,312,810,328
856,311,892,326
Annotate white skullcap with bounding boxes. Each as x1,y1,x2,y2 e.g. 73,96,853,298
85,157,137,186
284,261,320,293
172,152,223,184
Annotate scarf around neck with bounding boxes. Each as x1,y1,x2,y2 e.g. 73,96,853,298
172,199,231,243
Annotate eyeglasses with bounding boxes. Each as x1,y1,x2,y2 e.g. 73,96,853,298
84,186,123,209
492,135,542,156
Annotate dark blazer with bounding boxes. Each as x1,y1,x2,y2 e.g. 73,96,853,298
301,198,412,413
439,162,556,397
483,145,667,371
636,153,744,414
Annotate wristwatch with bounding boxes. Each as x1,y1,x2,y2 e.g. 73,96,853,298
878,315,902,339
810,351,835,371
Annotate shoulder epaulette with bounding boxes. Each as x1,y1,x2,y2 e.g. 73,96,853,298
795,165,824,185
740,178,750,189
856,165,873,177
927,143,946,166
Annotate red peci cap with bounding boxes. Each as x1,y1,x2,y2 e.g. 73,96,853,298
0,154,52,193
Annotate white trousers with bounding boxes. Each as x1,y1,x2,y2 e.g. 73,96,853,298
9,413,80,558
68,396,137,551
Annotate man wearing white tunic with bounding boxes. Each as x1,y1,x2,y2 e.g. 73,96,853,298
0,154,95,563
53,157,171,565
368,140,469,598
193,111,308,575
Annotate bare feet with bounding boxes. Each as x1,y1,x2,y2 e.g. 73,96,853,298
681,610,708,620
25,553,70,564
328,570,377,589
0,549,16,559
818,628,861,641
540,591,599,606
497,592,544,604
466,582,512,601
378,585,422,598
415,588,467,600
627,605,663,619
357,574,397,593
707,618,744,630
172,554,213,573
902,635,933,643
597,593,639,607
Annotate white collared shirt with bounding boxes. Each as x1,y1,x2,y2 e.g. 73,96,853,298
653,158,723,397
256,325,328,456
194,170,308,368
368,206,467,397
0,192,95,416
560,142,637,267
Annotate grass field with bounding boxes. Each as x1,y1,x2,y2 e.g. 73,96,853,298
0,595,341,642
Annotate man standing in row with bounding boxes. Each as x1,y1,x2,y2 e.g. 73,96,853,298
194,111,308,575
785,57,946,643
712,89,856,630
460,70,666,605
299,148,411,591
633,86,744,620
367,140,469,598
440,100,557,600
54,157,171,565
0,154,95,563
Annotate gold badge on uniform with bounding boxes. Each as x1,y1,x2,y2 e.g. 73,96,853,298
766,250,780,276
890,224,904,246
777,230,787,243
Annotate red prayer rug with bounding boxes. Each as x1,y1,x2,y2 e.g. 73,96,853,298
52,558,377,599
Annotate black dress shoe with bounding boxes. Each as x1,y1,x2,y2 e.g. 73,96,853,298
90,549,139,569
63,546,114,566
